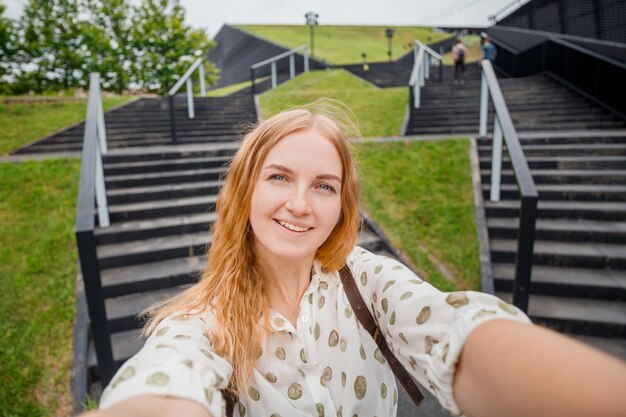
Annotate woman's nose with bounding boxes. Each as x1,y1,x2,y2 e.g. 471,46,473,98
285,190,312,215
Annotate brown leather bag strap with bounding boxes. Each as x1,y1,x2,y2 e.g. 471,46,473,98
339,265,424,408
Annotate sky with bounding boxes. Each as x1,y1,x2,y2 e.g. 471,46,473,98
3,0,525,37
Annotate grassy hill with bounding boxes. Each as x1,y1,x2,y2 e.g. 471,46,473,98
235,24,451,65
259,69,407,136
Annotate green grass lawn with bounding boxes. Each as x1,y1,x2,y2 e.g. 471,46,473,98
358,139,479,291
259,69,407,137
0,96,132,155
0,158,81,416
237,25,451,65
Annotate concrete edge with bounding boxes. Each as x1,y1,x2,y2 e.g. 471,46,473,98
359,209,420,277
469,137,494,294
254,95,263,122
400,105,411,137
71,264,90,415
9,96,143,156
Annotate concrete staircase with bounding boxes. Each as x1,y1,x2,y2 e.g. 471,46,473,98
12,96,257,155
406,64,625,136
479,133,626,345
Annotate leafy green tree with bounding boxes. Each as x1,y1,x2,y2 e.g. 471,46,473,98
15,0,91,92
130,0,216,94
0,2,17,93
82,0,134,93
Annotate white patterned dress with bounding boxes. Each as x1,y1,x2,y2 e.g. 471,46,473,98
99,246,531,416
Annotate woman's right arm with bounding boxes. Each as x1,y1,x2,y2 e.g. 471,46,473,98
86,313,232,417
81,395,213,417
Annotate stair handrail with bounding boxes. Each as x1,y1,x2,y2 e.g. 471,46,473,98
75,72,115,386
249,45,309,95
167,56,207,143
408,40,442,108
479,59,538,313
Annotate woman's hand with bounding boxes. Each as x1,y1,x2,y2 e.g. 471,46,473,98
453,319,626,417
79,395,214,417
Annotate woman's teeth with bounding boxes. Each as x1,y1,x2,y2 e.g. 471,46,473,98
277,220,310,232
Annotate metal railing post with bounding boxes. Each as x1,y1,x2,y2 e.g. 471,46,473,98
96,97,108,154
95,146,110,228
271,62,277,89
425,55,430,79
289,54,295,79
186,78,194,119
479,71,489,137
439,47,444,82
168,95,177,143
199,63,206,96
250,68,256,96
490,116,503,202
304,53,309,72
414,83,420,108
513,195,538,313
77,230,114,386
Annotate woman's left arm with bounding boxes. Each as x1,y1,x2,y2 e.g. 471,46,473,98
453,319,626,417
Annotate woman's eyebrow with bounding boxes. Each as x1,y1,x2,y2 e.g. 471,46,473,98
263,164,342,182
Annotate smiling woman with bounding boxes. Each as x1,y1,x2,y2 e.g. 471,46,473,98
83,100,626,417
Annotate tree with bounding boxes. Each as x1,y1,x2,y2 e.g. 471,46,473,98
82,0,134,93
0,2,17,92
130,0,216,94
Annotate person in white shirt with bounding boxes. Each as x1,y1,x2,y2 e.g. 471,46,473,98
83,100,626,417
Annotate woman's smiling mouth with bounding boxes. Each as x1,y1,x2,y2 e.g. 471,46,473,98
275,219,312,232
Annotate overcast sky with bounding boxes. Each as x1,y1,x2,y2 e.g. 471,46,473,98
4,0,524,37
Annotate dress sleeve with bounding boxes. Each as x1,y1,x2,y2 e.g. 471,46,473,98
98,312,233,416
347,247,532,416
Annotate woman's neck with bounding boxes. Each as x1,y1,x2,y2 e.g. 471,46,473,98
259,256,314,325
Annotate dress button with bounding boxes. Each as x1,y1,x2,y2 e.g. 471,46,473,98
301,315,309,323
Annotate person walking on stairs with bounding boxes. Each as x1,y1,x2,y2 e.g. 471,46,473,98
480,32,497,65
452,37,468,85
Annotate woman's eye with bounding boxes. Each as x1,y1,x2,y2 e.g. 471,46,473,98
268,174,286,182
317,183,336,193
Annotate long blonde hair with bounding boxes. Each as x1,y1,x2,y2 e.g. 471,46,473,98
145,101,361,395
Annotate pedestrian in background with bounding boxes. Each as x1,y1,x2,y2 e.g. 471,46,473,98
452,37,468,85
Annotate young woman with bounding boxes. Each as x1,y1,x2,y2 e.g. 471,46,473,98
84,102,626,417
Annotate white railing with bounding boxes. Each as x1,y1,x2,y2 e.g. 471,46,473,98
250,45,309,93
408,40,443,108
82,73,110,227
168,57,206,119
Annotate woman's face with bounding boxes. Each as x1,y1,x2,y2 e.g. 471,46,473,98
250,128,343,267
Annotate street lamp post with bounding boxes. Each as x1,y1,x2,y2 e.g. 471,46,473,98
385,28,395,62
305,11,319,59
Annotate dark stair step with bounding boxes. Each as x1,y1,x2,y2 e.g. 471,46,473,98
483,183,626,202
97,231,212,269
107,180,223,204
484,199,626,221
493,263,626,300
481,169,626,185
479,156,626,170
487,217,626,243
107,195,218,222
95,212,218,245
105,167,225,189
490,238,626,269
104,156,232,175
101,255,205,298
496,292,626,337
